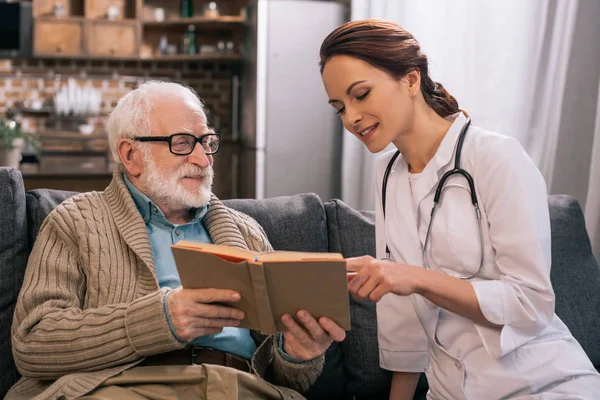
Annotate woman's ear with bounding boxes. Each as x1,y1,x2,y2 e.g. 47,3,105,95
405,69,421,98
117,138,143,177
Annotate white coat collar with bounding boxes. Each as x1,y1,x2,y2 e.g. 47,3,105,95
382,112,469,267
408,112,468,207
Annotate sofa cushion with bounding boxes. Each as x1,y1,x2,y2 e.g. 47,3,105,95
324,199,392,399
549,195,600,368
25,189,78,247
0,168,29,398
223,193,329,253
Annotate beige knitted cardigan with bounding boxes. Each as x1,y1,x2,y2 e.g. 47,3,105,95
7,171,323,400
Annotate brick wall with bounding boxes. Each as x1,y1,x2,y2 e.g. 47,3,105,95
0,58,236,136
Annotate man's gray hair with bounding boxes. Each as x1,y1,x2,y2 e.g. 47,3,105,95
106,81,206,166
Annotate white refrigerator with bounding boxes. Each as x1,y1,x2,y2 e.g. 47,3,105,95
238,0,346,200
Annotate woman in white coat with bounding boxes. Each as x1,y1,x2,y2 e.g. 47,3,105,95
319,20,600,400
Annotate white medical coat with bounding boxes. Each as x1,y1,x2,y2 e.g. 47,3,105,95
375,112,600,399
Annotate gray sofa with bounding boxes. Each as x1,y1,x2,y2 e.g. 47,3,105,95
1,166,599,399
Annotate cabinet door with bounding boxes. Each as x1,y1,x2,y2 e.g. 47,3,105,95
87,21,138,57
34,19,83,56
33,0,71,17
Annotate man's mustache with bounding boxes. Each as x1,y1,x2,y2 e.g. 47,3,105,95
176,165,213,180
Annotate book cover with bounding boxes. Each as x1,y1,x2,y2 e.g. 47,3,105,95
171,241,351,334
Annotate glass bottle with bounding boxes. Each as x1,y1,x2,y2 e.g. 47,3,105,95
180,0,194,18
159,35,168,56
186,25,196,55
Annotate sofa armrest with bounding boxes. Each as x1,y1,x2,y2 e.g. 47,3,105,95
0,168,29,398
548,195,600,369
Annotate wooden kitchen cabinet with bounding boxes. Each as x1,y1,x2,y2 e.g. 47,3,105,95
34,18,84,56
86,20,139,57
31,0,251,61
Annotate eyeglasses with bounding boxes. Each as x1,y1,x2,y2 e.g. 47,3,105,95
133,133,221,155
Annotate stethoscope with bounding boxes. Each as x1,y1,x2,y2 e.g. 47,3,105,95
381,118,485,280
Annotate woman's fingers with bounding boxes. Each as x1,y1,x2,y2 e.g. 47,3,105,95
356,273,382,300
345,255,372,272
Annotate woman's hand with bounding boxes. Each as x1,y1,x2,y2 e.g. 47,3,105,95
347,256,499,327
346,255,423,302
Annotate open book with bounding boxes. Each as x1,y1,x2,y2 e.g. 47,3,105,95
171,241,351,335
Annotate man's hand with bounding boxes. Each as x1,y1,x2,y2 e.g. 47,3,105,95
281,310,346,361
166,286,245,342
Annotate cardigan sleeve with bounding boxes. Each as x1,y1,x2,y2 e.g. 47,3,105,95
11,212,183,379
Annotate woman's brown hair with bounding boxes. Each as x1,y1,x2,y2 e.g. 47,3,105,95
320,19,460,118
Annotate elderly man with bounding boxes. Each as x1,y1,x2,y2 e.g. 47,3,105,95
7,81,345,400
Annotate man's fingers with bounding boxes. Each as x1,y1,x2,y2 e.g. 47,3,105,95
319,317,346,342
191,288,241,304
282,314,312,345
192,303,245,320
296,310,329,343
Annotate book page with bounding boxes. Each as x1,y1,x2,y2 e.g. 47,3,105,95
257,251,343,262
173,241,258,262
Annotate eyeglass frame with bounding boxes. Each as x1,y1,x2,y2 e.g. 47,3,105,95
132,133,221,156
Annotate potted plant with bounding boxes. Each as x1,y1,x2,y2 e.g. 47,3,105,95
0,117,38,169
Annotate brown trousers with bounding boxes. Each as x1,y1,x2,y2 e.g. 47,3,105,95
80,365,287,400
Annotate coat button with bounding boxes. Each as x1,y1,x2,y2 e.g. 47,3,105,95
455,361,461,369
153,206,158,213
175,229,180,236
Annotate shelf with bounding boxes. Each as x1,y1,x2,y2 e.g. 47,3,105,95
140,53,244,61
41,150,108,157
35,16,139,23
34,16,86,22
142,16,247,27
29,53,243,62
16,107,106,119
16,106,55,114
22,170,113,178
33,54,144,61
37,133,107,140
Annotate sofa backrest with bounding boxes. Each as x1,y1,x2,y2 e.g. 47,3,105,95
223,194,329,253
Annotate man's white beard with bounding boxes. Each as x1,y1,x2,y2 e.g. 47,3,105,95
139,150,213,210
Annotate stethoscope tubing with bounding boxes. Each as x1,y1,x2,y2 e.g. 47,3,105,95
381,118,485,280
